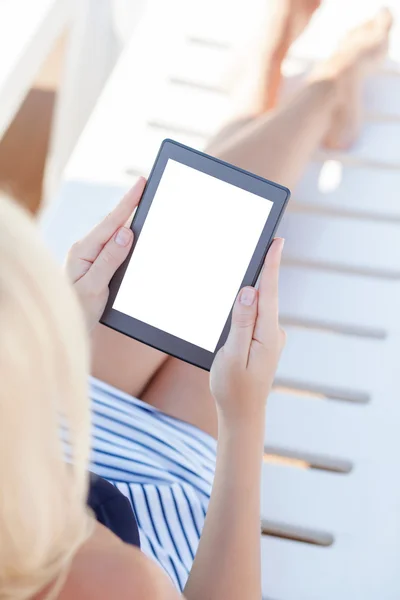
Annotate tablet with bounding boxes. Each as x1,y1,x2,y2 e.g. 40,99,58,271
101,139,290,371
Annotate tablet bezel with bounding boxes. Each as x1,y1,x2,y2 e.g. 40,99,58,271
101,139,290,371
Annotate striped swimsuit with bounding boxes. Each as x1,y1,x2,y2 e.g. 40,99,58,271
89,377,217,591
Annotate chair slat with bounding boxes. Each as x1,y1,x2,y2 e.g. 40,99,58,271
295,162,400,218
320,123,400,167
280,265,399,334
260,461,400,535
171,42,232,91
281,212,400,275
364,74,400,118
277,326,385,396
265,391,371,460
148,81,230,137
261,534,399,600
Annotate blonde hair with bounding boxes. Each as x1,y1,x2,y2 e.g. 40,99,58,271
0,196,94,600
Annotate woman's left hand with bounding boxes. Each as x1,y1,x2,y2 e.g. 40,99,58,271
66,177,146,331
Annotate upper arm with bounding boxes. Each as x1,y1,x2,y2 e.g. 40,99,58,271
59,523,184,600
92,544,183,600
124,548,183,600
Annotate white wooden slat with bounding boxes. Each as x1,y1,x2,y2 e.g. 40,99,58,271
171,42,232,91
183,1,239,46
126,124,206,176
266,389,400,464
261,461,400,536
261,464,346,536
183,0,268,48
277,326,383,397
262,536,335,600
280,265,400,334
281,211,400,276
148,81,230,138
320,123,400,168
0,0,70,138
261,534,399,600
265,391,370,461
261,462,348,534
294,161,400,218
364,74,400,119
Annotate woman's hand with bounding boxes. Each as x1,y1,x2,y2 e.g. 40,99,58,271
210,237,286,425
66,177,146,331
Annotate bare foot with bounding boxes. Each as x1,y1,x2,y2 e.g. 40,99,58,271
255,0,322,112
321,8,393,150
220,0,322,132
268,0,322,56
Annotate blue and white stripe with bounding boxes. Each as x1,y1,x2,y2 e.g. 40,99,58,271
89,377,217,590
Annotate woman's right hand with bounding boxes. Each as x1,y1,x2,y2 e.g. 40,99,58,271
210,237,286,425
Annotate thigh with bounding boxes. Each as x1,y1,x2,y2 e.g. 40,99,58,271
205,116,254,155
91,324,168,397
141,357,218,439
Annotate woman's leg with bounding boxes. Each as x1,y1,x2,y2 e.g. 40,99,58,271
140,79,342,439
141,9,393,439
91,325,167,397
90,0,318,397
210,0,321,149
208,9,392,189
92,9,392,429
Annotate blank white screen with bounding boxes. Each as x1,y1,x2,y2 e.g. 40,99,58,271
113,159,273,351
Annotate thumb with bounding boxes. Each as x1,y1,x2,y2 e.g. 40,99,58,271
85,226,133,293
223,287,258,365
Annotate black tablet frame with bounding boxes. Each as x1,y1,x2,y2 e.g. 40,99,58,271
101,139,290,371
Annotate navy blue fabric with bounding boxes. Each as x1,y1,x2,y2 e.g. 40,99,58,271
88,473,140,548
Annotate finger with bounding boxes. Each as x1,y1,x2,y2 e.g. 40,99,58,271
253,238,284,346
72,177,145,265
83,226,134,293
223,287,258,365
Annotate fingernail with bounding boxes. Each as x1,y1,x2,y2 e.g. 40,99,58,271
240,287,256,306
133,176,146,190
275,237,285,253
115,227,132,246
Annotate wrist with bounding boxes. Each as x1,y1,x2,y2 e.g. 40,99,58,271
218,408,266,439
216,413,265,485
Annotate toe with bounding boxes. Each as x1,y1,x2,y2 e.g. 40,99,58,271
378,7,394,31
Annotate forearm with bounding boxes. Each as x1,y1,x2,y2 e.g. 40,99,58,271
184,411,265,600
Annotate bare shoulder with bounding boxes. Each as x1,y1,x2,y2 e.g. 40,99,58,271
95,543,181,600
59,524,182,600
111,543,182,600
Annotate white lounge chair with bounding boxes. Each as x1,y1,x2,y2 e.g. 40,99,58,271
0,0,142,198
40,0,400,597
